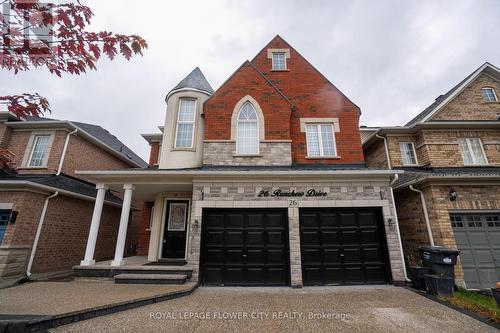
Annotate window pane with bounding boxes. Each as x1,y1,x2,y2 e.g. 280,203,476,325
458,139,474,165
320,125,336,156
238,103,257,120
482,88,497,102
272,53,286,70
178,99,196,122
469,138,487,164
29,135,50,167
237,122,258,154
400,143,416,165
175,123,193,148
306,125,320,156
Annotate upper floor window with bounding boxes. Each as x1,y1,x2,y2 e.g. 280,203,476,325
458,138,488,165
28,135,51,167
481,87,498,102
306,124,336,157
399,142,418,165
237,102,259,154
174,99,196,149
272,52,287,70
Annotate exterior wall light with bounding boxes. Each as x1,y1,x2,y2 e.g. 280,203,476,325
449,188,457,202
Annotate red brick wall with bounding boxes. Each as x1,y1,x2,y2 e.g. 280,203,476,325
204,61,292,141
251,36,364,165
149,142,160,166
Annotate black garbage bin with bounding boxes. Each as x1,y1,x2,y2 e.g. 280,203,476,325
419,246,460,278
419,246,460,296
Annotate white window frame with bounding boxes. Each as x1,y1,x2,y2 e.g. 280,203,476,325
458,138,489,166
399,142,418,166
305,123,337,158
236,102,259,155
271,52,287,70
481,87,498,102
174,98,197,149
26,133,52,168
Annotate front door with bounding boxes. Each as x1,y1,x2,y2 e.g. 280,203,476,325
161,200,189,259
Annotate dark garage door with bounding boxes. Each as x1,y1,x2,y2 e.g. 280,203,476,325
300,208,390,285
201,209,289,286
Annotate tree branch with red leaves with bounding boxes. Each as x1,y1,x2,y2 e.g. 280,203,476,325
1,0,148,118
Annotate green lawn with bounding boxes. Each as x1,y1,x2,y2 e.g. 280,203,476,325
440,288,500,323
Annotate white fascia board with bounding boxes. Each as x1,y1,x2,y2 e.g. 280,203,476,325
141,133,163,144
393,174,500,190
0,180,122,207
165,87,212,102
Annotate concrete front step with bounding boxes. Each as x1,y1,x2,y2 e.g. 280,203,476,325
73,265,192,278
114,273,188,285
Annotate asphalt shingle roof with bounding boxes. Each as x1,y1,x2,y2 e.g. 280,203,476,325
168,67,214,96
23,116,147,167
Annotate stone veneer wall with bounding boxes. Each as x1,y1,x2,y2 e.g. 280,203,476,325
203,141,292,166
185,179,406,287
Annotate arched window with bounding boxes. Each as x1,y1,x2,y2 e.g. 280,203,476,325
237,102,259,154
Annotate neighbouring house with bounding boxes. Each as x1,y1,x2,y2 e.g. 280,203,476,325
74,36,406,288
0,113,147,281
362,62,500,289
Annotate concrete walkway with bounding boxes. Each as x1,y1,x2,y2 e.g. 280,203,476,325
49,286,496,333
0,280,196,316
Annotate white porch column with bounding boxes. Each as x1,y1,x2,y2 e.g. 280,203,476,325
111,184,134,267
80,184,108,266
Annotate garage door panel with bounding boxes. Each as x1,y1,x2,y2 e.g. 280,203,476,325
451,213,500,289
300,208,390,286
201,209,289,286
339,213,357,227
322,231,340,244
226,231,243,245
226,214,244,228
302,248,321,263
301,214,318,228
323,248,341,262
341,230,360,244
246,231,264,245
320,213,338,227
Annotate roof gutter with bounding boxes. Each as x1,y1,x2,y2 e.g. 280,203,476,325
27,191,58,278
56,128,78,175
409,185,434,246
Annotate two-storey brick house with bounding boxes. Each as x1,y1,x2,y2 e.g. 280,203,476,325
0,113,147,282
362,62,500,289
75,36,406,288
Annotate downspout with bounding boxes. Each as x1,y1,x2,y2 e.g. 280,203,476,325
56,128,78,175
390,174,411,282
409,185,434,246
27,191,59,278
376,133,391,169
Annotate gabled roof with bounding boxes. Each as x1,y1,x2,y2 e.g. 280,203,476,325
166,67,214,100
405,62,500,126
12,116,147,167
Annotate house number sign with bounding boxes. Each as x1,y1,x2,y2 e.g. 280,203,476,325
257,189,327,198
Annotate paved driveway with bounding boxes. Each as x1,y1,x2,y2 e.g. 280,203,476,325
50,286,496,333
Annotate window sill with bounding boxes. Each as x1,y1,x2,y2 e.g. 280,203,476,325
401,164,420,167
305,156,341,160
233,154,262,158
462,164,489,167
18,166,48,170
271,69,289,72
484,101,500,104
145,228,151,232
171,147,196,152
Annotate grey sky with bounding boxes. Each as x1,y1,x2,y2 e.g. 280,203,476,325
2,0,500,161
